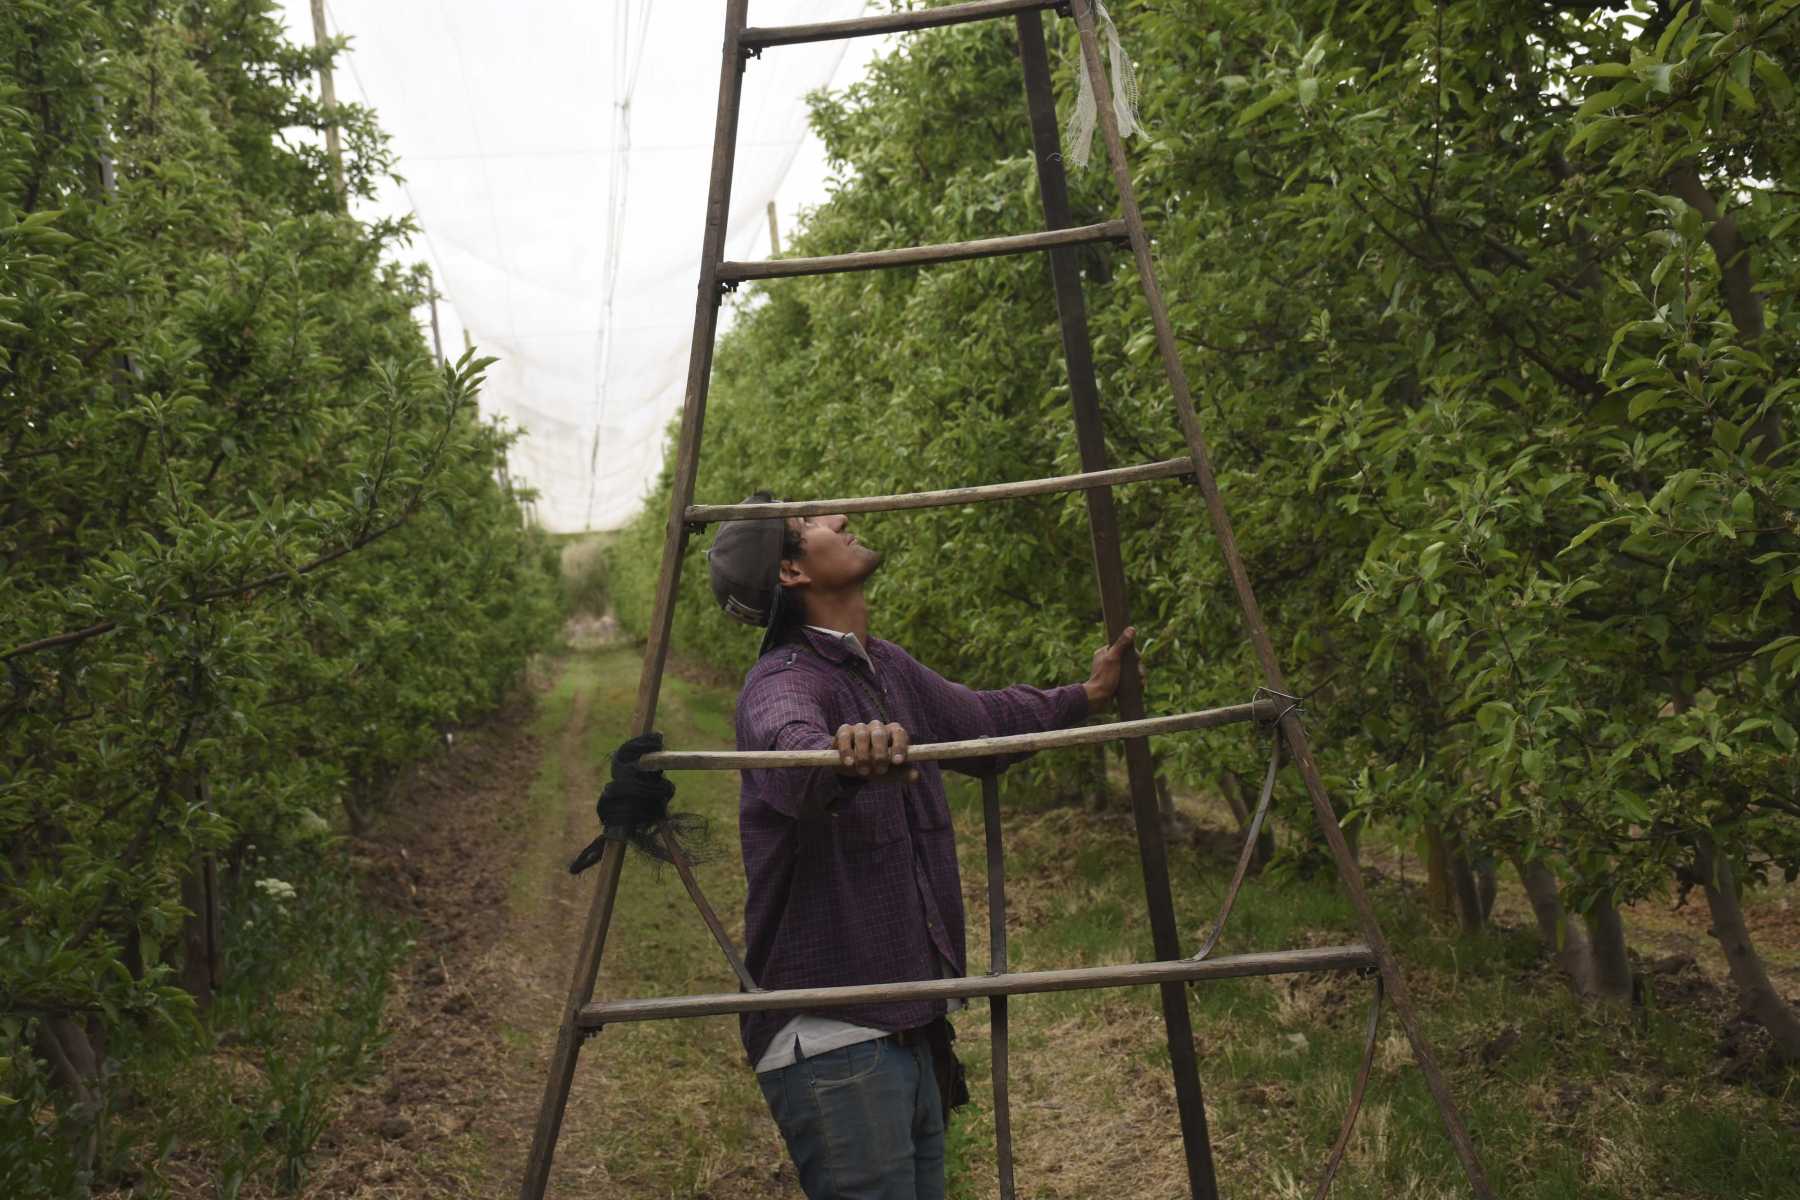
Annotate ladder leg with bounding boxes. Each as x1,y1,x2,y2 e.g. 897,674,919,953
1015,14,1219,1199
630,0,751,734
522,5,752,1196
520,839,627,1199
1064,3,1493,1195
981,775,1017,1200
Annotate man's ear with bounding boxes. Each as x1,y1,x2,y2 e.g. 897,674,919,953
778,558,808,588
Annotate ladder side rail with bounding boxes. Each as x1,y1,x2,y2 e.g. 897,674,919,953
520,839,627,1199
630,0,753,736
717,219,1127,281
580,945,1379,1024
1015,12,1219,1199
743,0,1061,49
980,775,1017,1200
685,457,1191,523
1065,2,1493,1195
522,5,753,1197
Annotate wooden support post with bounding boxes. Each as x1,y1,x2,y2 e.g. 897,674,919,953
427,279,444,367
981,776,1017,1199
309,0,347,210
520,840,626,1199
766,200,781,256
1015,12,1219,1199
521,3,752,1195
1064,2,1492,1195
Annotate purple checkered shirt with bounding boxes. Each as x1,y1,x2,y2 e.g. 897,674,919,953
734,625,1090,1066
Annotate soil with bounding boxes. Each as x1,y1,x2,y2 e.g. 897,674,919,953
297,647,610,1198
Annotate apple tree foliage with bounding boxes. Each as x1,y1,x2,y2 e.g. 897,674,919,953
616,1,1799,1052
1,0,559,1169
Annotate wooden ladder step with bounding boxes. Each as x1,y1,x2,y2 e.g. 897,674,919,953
684,457,1193,524
579,945,1378,1026
639,702,1279,772
717,220,1127,283
742,0,1063,49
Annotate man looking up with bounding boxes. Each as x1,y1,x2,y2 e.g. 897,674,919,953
707,495,1136,1200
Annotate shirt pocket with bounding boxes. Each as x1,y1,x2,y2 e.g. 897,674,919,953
830,785,905,851
907,766,952,832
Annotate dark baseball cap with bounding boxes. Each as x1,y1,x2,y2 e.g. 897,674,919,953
706,492,793,657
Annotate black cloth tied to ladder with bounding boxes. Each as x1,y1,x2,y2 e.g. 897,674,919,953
568,733,710,874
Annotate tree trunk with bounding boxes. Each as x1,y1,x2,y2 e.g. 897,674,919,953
1583,893,1635,1004
1666,163,1783,459
1427,824,1487,932
1425,825,1453,917
1513,855,1605,997
1694,837,1800,1062
179,771,223,1007
343,787,372,835
178,854,221,1009
34,1016,102,1192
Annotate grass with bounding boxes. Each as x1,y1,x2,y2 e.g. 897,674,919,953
73,853,412,1198
530,645,1800,1199
524,646,783,1198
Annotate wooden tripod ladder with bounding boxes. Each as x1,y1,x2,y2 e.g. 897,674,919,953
523,3,1494,1197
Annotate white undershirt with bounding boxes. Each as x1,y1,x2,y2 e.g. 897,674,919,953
754,626,962,1075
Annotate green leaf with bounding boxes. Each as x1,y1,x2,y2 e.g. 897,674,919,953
1564,517,1625,554
1570,63,1633,79
1419,541,1446,580
1237,85,1297,126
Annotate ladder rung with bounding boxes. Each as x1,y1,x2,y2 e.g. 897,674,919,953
639,702,1279,772
742,0,1063,49
685,457,1192,524
578,945,1377,1026
718,220,1127,283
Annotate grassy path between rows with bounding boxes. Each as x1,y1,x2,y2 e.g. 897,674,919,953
329,641,1797,1199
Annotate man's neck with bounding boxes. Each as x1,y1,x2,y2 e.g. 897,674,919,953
800,589,870,645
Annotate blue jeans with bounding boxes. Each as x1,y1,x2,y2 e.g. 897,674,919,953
757,1035,945,1200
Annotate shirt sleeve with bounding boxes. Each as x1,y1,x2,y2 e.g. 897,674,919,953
737,664,862,821
887,644,1090,777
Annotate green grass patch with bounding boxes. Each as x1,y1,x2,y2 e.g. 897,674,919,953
8,852,415,1198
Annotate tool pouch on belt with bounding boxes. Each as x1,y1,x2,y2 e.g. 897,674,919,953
925,1018,971,1118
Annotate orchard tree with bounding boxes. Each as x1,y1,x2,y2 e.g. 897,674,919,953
1,1,557,1182
617,0,1798,1057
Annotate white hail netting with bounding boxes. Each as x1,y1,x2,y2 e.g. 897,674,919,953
278,2,866,531
1064,1,1138,169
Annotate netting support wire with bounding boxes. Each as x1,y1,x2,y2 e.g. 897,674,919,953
1313,971,1385,1200
1190,730,1281,963
659,826,758,992
1189,687,1302,962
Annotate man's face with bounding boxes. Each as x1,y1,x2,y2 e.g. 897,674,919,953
780,513,882,592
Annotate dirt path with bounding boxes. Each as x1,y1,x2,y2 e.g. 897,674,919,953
302,640,785,1199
